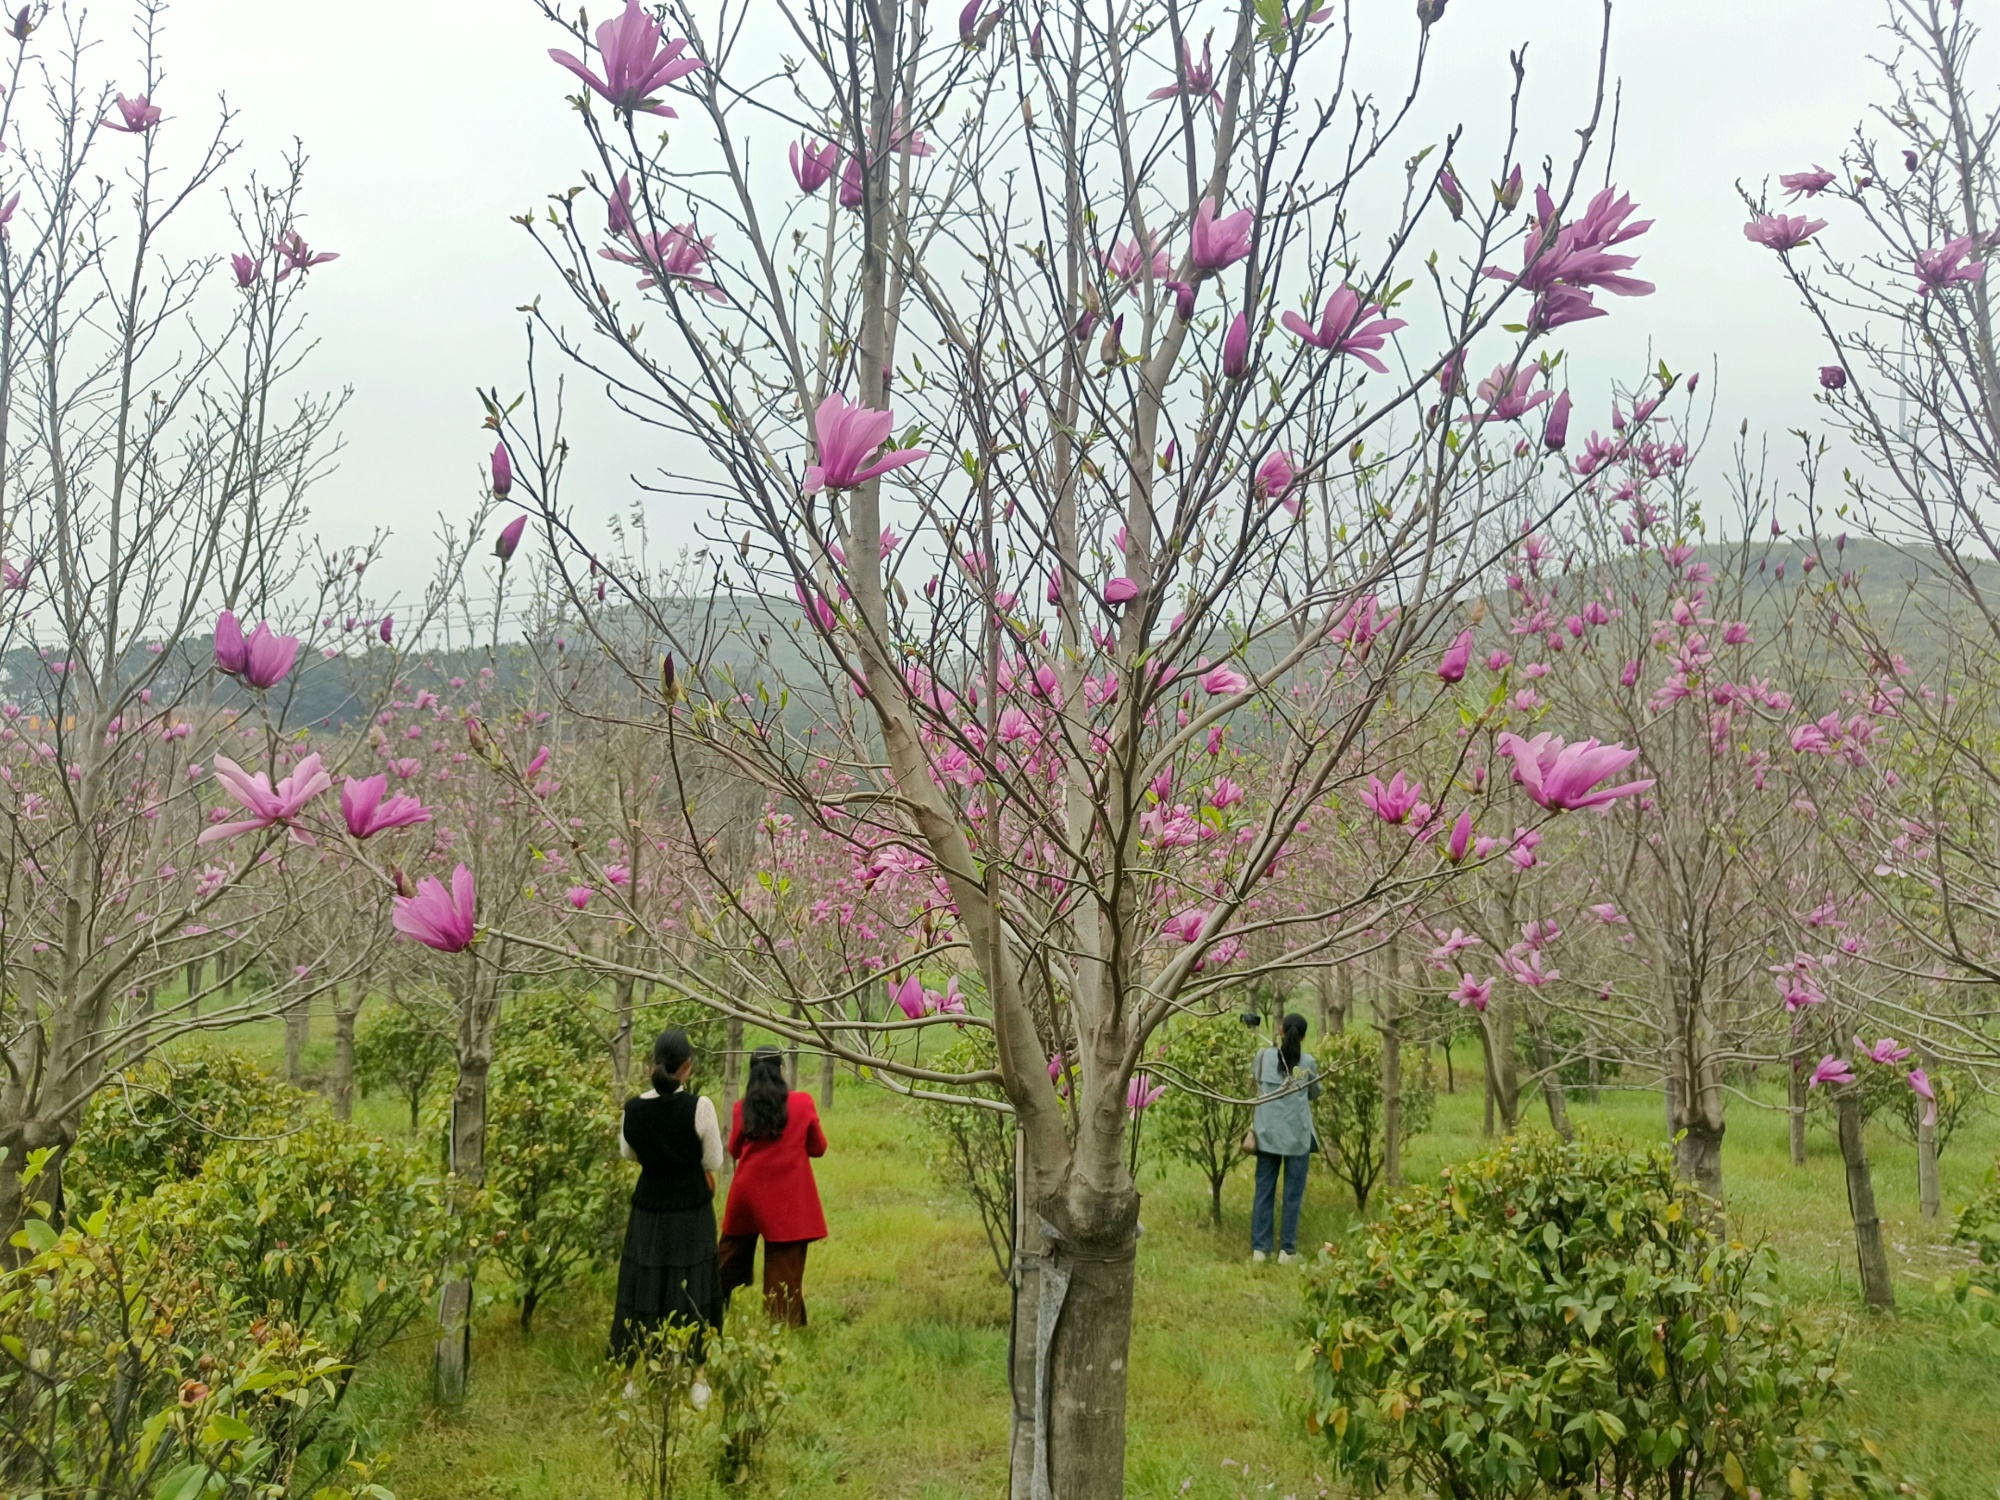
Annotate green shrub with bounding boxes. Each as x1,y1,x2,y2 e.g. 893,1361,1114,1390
1855,1059,1980,1157
143,1115,465,1398
0,1150,394,1500
913,1028,1015,1277
67,1046,302,1206
1311,1028,1434,1212
708,1313,793,1485
488,997,627,1330
354,999,455,1131
1302,1133,1908,1500
1149,1014,1259,1226
1950,1157,2000,1322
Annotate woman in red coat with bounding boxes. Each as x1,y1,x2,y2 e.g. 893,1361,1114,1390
718,1047,828,1326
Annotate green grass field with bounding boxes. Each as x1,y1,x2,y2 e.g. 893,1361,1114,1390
213,1011,2000,1500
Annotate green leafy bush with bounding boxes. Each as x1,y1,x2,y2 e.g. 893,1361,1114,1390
67,1047,301,1206
0,1150,394,1500
913,1028,1015,1276
488,995,627,1330
354,999,456,1131
1302,1133,1908,1500
143,1115,465,1397
1311,1028,1434,1212
1855,1060,1980,1156
708,1313,793,1485
1149,1014,1258,1226
1949,1157,2000,1322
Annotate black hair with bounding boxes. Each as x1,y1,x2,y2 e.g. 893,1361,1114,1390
650,1028,694,1094
1278,1012,1308,1074
742,1046,791,1139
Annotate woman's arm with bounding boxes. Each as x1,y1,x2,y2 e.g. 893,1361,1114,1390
803,1095,828,1158
694,1095,726,1175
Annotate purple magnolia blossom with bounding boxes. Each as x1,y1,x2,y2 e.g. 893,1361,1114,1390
804,394,929,493
1104,576,1139,605
606,173,637,235
1454,974,1491,1011
379,615,394,644
1437,627,1474,683
102,92,161,133
1496,730,1654,811
1484,185,1654,331
1101,233,1170,285
1819,364,1847,391
213,610,300,689
1127,1072,1167,1112
549,0,703,117
199,754,332,844
1221,310,1251,379
601,225,725,299
1908,1068,1937,1127
1476,363,1552,423
274,230,338,280
887,973,930,1019
1437,166,1464,220
1361,771,1424,824
1915,235,1986,295
1281,287,1405,373
495,515,527,561
1779,166,1836,200
1189,198,1253,274
791,137,839,194
1744,213,1826,251
1808,1054,1855,1089
1147,36,1220,106
491,443,513,498
1201,665,1248,696
1544,389,1573,451
1255,450,1299,514
1443,809,1475,862
1856,1035,1912,1066
230,254,261,288
340,774,432,839
393,864,478,952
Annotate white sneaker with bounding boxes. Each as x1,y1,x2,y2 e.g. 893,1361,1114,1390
1278,1250,1302,1266
690,1378,711,1411
1251,1250,1268,1264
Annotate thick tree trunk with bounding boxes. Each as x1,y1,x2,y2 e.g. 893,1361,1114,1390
1673,1118,1724,1205
611,970,636,1086
1666,997,1726,1205
1586,1051,1600,1104
1476,1002,1519,1133
283,997,310,1085
1528,1017,1573,1142
1834,1088,1895,1309
330,990,361,1122
820,1046,837,1112
1008,1124,1042,1499
1381,943,1402,1191
1038,1182,1140,1500
436,953,500,1402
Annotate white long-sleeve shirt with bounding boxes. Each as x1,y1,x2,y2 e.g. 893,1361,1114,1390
620,1088,725,1174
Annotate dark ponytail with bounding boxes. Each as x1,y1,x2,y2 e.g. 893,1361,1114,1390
1278,1012,1308,1075
650,1028,694,1094
742,1047,790,1139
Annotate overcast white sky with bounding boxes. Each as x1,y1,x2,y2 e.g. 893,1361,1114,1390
138,0,1901,600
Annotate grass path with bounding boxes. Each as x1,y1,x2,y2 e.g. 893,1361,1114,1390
227,1016,2000,1498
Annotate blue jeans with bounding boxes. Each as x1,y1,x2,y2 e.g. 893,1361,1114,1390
1251,1151,1310,1254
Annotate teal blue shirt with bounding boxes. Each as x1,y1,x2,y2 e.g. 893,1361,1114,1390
1252,1046,1320,1157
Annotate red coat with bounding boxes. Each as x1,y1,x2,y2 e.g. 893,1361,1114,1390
721,1092,828,1243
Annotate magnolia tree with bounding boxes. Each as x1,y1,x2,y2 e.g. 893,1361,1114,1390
0,2,382,1233
420,0,1667,1489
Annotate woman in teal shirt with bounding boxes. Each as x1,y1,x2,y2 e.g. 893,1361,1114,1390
1250,1013,1320,1263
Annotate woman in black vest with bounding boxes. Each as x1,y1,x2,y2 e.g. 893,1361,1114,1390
611,1027,725,1359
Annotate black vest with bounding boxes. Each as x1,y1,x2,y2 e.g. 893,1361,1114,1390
623,1090,712,1212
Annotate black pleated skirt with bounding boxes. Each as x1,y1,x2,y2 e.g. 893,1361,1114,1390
610,1200,720,1360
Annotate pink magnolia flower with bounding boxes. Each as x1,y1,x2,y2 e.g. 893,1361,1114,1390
1743,213,1826,252
1476,363,1551,423
1189,199,1253,274
1855,1035,1912,1066
606,863,632,886
1101,233,1171,285
1443,809,1475,862
1105,576,1139,604
600,224,725,298
1454,974,1492,1011
1500,946,1559,988
887,973,930,1020
491,442,514,498
1127,1072,1167,1112
1209,777,1245,810
1254,450,1299,513
1281,288,1405,373
1438,628,1474,683
1200,665,1248,696
341,774,432,839
213,611,300,689
1779,167,1836,200
1430,929,1481,965
804,394,929,494
1360,771,1424,825
1908,1068,1937,1127
379,615,394,644
930,976,969,1017
102,92,161,133
1495,731,1654,811
231,254,261,288
199,754,332,844
1808,1054,1854,1089
567,885,595,910
791,137,839,193
1544,389,1573,451
1147,36,1220,106
548,0,703,117
1221,310,1251,379
1588,902,1626,925
274,230,338,280
1915,235,1986,295
392,864,478,953
495,515,527,561
1482,184,1655,330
